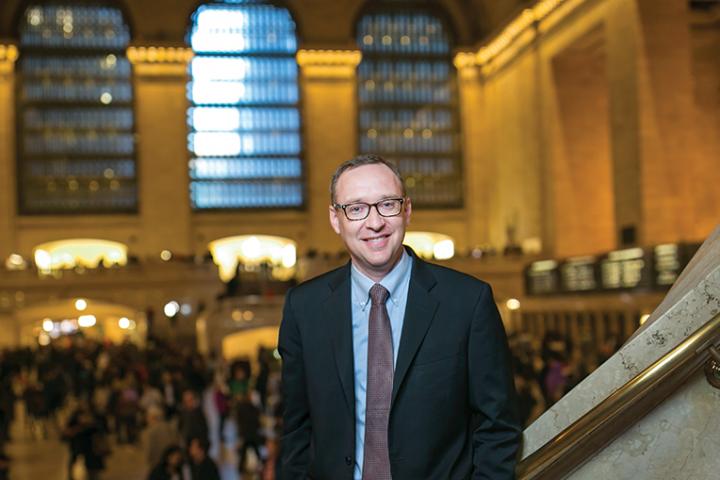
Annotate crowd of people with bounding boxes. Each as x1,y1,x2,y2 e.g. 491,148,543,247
0,336,282,480
0,323,624,480
509,329,623,427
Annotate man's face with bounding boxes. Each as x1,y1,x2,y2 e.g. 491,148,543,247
329,164,411,282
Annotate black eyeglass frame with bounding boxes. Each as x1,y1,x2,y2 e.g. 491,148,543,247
333,197,406,221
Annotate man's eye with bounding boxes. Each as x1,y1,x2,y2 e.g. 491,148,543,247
347,205,364,213
381,200,396,208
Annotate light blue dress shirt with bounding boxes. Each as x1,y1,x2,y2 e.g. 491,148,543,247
350,250,412,479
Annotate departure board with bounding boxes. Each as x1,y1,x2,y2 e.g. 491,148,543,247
560,256,597,292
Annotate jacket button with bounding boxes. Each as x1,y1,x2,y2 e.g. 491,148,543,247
345,456,353,466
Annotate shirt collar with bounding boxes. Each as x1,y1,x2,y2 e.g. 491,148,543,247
351,249,411,311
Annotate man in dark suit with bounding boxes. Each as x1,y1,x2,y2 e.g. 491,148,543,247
279,154,521,479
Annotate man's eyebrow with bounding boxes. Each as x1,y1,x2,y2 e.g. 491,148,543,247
338,194,401,204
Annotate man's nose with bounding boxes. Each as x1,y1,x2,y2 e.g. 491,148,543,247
364,205,385,229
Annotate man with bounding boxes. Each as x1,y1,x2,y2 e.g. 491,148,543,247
187,437,221,480
279,154,521,479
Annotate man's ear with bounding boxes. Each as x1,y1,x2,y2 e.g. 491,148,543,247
404,197,412,224
329,205,341,234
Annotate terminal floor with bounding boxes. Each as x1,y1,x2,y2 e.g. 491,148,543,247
5,397,257,480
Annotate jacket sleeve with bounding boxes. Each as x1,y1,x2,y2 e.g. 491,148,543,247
278,288,312,479
468,284,522,479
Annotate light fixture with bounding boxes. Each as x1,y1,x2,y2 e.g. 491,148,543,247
160,250,172,261
74,299,88,311
78,315,97,328
506,298,521,311
33,239,127,275
118,317,130,329
403,232,455,260
42,318,54,332
208,235,297,282
164,301,180,317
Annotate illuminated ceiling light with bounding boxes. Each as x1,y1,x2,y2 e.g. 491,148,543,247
99,92,113,104
164,301,180,317
42,318,54,332
33,239,128,275
78,314,97,328
5,253,27,270
118,317,130,329
74,298,87,311
208,235,297,282
403,232,455,261
506,298,521,311
160,250,172,261
38,332,50,346
242,310,254,322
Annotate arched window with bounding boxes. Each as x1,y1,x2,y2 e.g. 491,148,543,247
188,0,303,210
17,2,136,214
356,5,462,208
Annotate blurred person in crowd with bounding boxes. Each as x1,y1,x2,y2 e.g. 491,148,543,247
63,399,110,480
235,392,263,475
144,406,179,470
178,390,208,448
212,378,230,443
147,445,185,480
187,437,220,480
114,375,140,444
0,447,8,480
160,371,179,420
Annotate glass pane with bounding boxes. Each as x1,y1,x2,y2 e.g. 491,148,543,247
17,4,137,214
357,10,462,208
188,1,303,210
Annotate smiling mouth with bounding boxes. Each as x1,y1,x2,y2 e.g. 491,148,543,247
363,234,390,246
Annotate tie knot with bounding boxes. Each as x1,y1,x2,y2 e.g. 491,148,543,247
369,284,389,305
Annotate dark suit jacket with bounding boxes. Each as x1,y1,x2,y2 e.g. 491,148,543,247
279,249,521,479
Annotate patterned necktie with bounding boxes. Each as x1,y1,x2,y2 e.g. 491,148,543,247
362,283,393,480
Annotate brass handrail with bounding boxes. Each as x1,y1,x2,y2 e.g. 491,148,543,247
517,312,720,479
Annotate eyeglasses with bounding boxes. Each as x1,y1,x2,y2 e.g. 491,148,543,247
333,197,405,221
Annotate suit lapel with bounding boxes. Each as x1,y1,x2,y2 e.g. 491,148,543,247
391,254,439,405
324,263,355,417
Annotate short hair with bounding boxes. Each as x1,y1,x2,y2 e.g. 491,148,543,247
329,154,405,204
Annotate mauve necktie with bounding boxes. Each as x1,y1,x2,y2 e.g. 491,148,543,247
362,283,393,480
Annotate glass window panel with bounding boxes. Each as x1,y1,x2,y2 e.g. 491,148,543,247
188,0,303,210
357,8,462,208
17,3,137,214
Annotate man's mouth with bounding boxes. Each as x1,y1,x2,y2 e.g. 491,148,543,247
363,234,390,248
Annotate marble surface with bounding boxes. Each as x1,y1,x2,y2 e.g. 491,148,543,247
522,225,720,463
571,371,720,479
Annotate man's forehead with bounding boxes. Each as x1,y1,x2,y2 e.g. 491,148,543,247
336,164,403,196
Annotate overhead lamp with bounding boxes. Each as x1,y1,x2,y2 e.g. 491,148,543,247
403,232,455,260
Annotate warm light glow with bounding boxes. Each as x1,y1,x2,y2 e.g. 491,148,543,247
506,298,521,311
42,318,54,332
118,317,130,329
5,253,27,270
160,250,172,261
33,239,128,274
209,235,297,282
126,46,193,64
474,0,584,72
403,232,455,260
164,301,180,318
296,49,362,67
78,315,97,328
640,314,650,325
38,332,50,346
0,44,19,63
74,299,88,311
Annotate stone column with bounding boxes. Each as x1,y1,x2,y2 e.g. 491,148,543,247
0,45,18,258
296,49,361,254
128,46,193,257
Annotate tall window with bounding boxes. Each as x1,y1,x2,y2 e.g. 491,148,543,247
188,0,303,210
357,6,462,208
17,3,136,214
